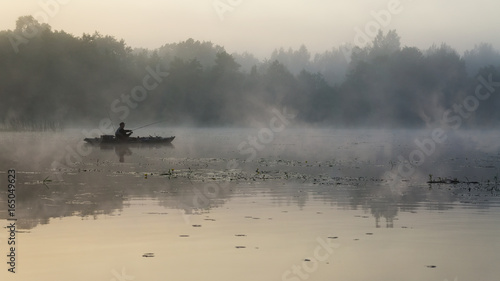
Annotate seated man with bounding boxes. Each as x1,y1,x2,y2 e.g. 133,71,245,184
115,122,133,140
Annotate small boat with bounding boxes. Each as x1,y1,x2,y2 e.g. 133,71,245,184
84,135,175,145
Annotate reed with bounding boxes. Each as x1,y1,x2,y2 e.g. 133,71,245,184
0,119,64,132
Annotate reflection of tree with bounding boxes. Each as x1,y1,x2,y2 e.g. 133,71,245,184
0,170,495,230
0,171,240,230
369,200,398,228
154,181,233,214
0,173,126,229
3,128,500,231
269,185,310,210
293,177,483,228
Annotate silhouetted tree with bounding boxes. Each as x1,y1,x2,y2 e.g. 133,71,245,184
2,17,500,129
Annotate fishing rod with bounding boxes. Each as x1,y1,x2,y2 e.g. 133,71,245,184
107,110,116,132
130,119,169,131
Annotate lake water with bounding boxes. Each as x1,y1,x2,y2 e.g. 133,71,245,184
1,128,500,281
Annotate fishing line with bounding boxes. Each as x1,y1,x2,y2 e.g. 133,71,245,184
107,110,116,132
131,119,169,131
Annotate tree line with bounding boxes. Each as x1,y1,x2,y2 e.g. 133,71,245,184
1,16,500,130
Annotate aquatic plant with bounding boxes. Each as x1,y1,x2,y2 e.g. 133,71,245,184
427,176,478,185
42,176,52,189
1,119,64,132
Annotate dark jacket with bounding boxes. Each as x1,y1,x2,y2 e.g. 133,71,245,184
115,127,132,139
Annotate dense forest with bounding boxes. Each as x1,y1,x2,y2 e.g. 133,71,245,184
1,16,500,130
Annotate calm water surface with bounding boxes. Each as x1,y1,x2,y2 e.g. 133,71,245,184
1,128,500,281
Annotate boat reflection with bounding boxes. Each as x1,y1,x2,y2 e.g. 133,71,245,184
115,144,132,162
89,142,175,162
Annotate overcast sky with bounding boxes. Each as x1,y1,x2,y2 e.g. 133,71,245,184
2,0,499,58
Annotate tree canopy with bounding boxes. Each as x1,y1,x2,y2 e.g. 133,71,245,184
1,17,500,130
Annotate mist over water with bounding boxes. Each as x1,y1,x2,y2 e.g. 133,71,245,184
1,128,500,280
2,127,500,222
2,127,500,218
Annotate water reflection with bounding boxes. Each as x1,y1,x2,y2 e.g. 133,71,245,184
1,171,497,230
2,129,500,281
1,128,500,231
115,145,132,162
87,142,174,162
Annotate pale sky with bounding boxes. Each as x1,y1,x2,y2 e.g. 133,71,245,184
2,0,499,58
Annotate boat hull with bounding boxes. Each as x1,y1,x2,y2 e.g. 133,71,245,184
84,135,175,145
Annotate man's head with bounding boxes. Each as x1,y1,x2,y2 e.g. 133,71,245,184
119,122,125,128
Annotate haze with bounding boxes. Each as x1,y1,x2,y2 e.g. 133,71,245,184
2,0,499,58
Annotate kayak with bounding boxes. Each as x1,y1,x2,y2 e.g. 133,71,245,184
84,135,175,145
